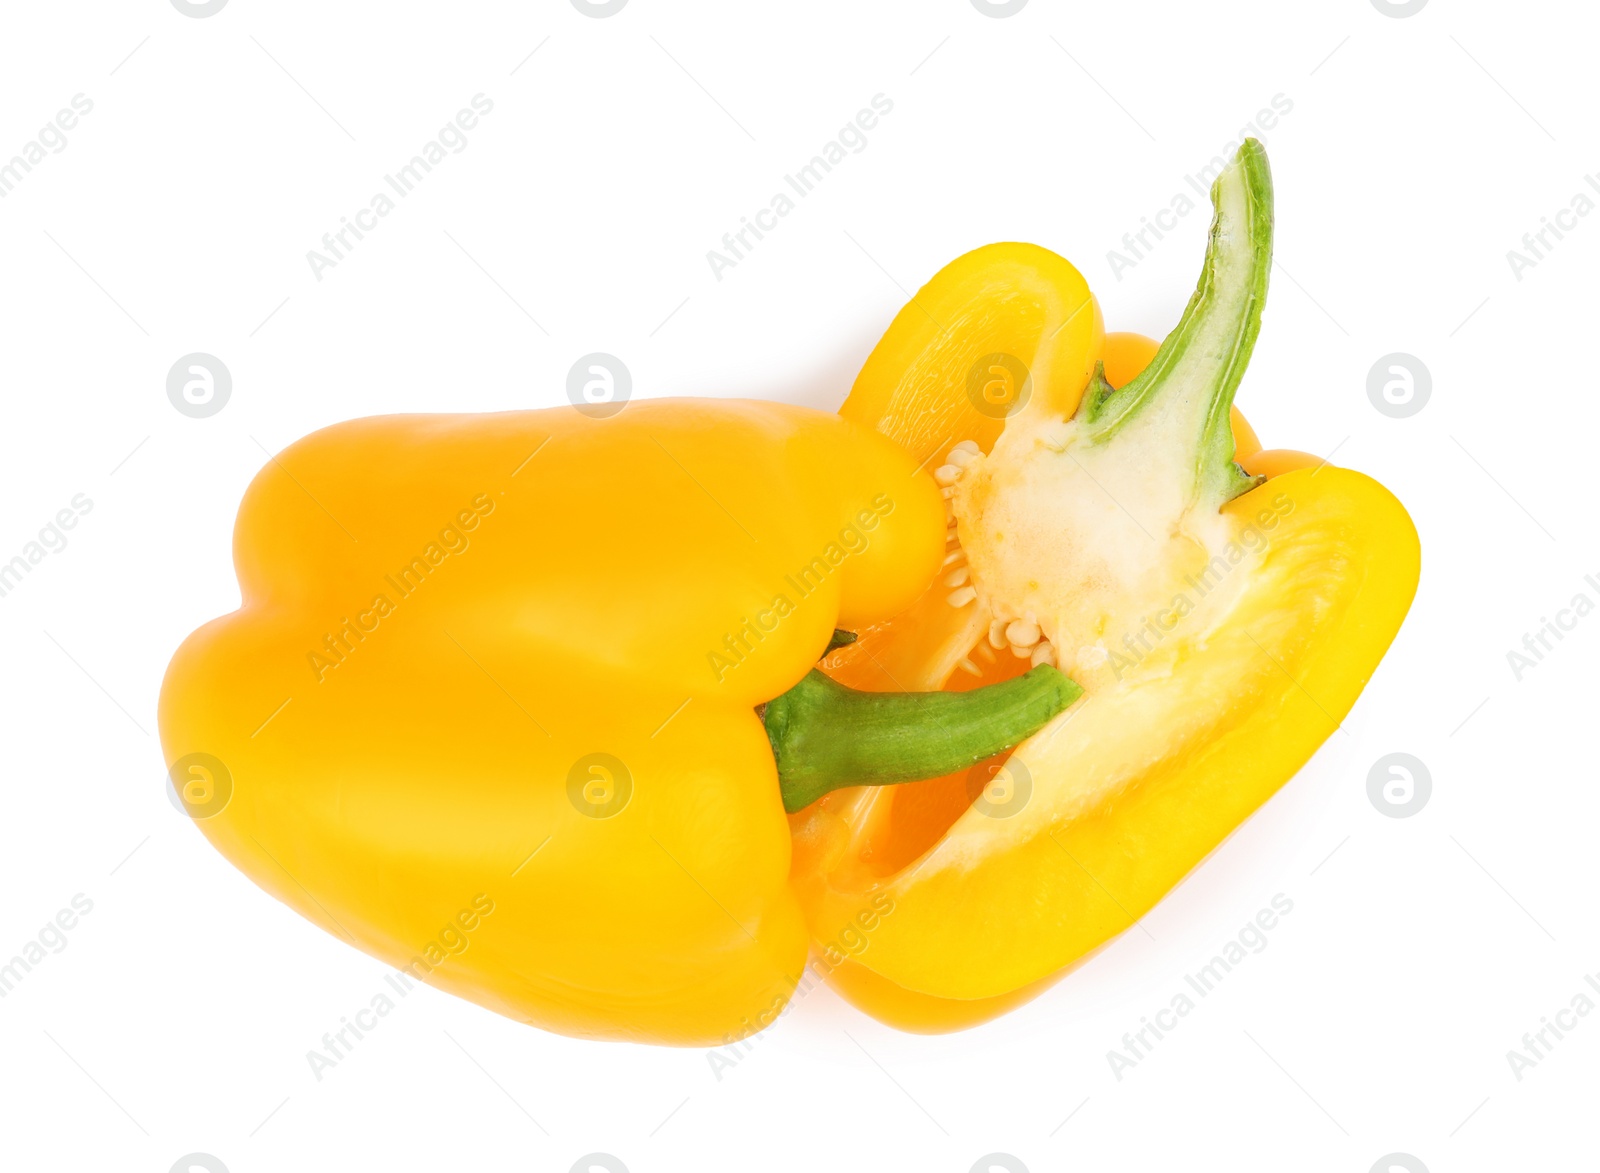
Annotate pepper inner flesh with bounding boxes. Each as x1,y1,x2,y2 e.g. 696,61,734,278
816,139,1276,888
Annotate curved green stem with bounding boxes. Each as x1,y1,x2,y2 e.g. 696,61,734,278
1076,138,1274,507
764,666,1081,813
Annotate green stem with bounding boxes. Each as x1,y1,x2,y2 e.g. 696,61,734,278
825,629,858,652
764,666,1082,813
1076,138,1274,507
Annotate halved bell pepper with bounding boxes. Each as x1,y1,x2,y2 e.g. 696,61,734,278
789,140,1420,1030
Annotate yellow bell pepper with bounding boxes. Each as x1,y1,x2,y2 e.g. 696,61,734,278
159,400,1092,1045
790,139,1420,1030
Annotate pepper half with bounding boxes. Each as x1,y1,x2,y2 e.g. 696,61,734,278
789,139,1420,1030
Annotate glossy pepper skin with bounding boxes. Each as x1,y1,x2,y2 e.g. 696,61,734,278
159,401,945,1045
790,141,1420,1031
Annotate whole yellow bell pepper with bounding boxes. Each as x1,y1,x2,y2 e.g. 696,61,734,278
160,401,1082,1044
790,139,1420,1030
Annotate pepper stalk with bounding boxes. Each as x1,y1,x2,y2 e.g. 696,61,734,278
764,663,1081,814
1075,137,1273,509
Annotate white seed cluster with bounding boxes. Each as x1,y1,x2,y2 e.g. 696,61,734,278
940,440,981,608
987,615,1055,668
937,438,1057,671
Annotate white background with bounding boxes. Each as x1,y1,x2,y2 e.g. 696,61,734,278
0,1,1593,1170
